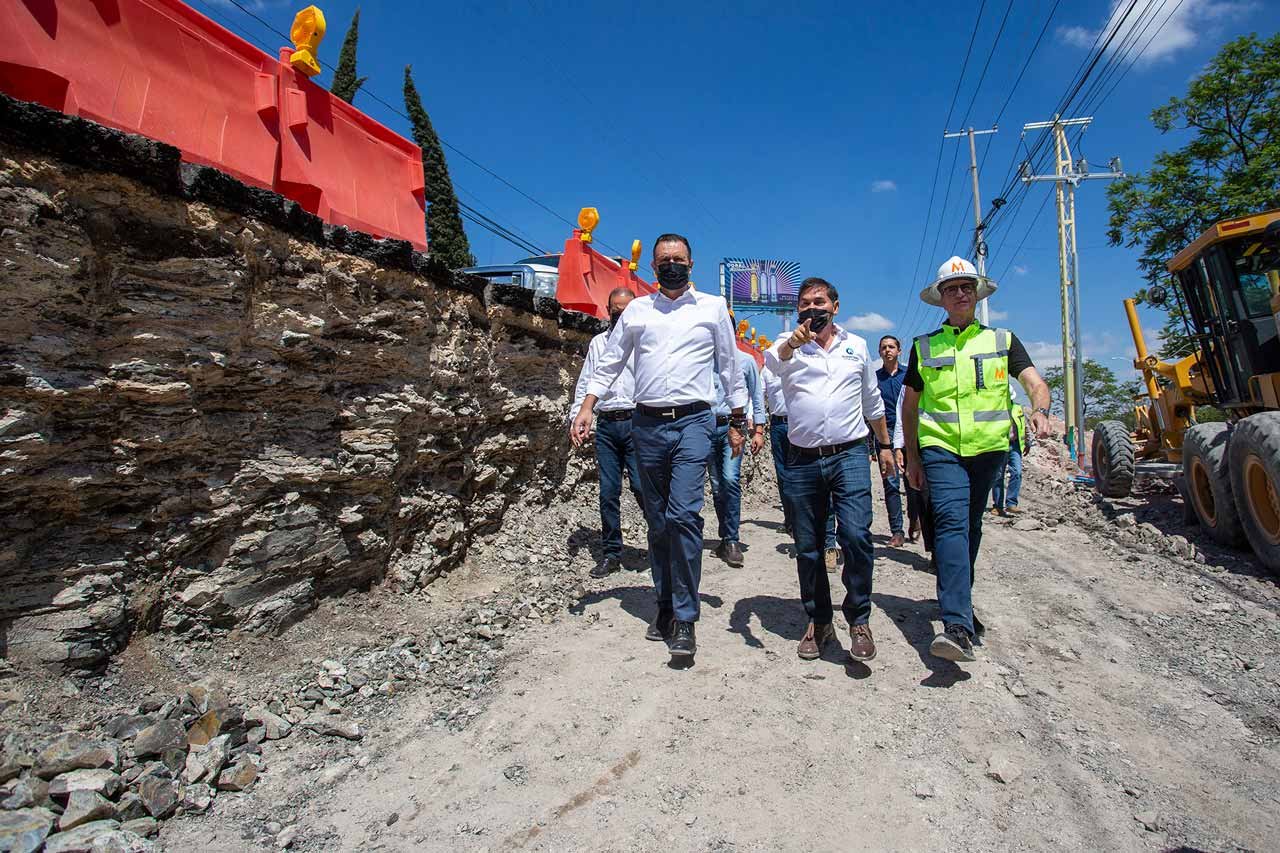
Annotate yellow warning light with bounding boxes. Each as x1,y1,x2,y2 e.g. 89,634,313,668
577,207,599,243
737,319,749,338
289,6,327,77
629,239,641,271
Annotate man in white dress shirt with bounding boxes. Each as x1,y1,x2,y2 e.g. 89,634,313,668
569,287,643,579
570,234,747,660
765,278,896,663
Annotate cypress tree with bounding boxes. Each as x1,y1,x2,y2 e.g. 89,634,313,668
330,8,367,104
403,65,475,268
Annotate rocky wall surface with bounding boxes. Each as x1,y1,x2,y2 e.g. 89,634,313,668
0,97,601,670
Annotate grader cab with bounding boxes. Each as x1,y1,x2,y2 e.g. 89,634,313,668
1091,210,1280,572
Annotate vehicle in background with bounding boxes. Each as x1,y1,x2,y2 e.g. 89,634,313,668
461,255,562,299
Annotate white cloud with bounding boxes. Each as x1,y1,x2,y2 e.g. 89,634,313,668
1057,0,1254,68
870,180,897,193
843,311,895,332
987,308,1010,321
1024,340,1065,370
1012,265,1029,276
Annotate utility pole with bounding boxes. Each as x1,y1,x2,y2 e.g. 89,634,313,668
1021,116,1124,465
944,126,998,326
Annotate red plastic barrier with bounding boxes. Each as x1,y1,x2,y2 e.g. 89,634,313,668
0,0,281,190
555,234,656,319
737,339,764,368
0,1,427,247
276,49,426,249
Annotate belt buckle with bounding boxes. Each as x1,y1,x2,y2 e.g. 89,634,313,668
663,408,677,419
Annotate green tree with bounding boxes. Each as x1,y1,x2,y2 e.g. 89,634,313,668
1043,359,1141,428
403,66,475,268
330,8,368,104
1106,33,1280,359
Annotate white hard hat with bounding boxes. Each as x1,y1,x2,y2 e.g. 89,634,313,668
919,255,998,307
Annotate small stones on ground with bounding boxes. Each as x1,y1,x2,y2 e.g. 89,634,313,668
136,775,178,820
120,818,158,838
215,758,258,792
302,716,362,741
49,769,123,801
502,764,527,785
386,812,399,826
34,734,120,779
276,825,299,849
1005,679,1030,698
985,752,1022,784
1134,810,1162,832
42,819,123,853
1012,518,1045,532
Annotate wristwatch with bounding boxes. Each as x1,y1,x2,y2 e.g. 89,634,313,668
1034,407,1050,417
728,416,748,430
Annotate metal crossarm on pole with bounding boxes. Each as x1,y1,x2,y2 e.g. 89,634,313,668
1020,115,1124,464
944,126,999,326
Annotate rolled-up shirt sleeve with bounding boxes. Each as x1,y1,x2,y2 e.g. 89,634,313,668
860,338,885,422
585,314,634,399
892,386,905,449
716,303,748,409
742,354,765,426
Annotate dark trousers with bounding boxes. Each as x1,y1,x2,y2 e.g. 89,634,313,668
770,418,836,549
707,423,743,543
781,440,875,626
882,472,905,535
920,446,1007,636
906,481,928,545
633,409,715,622
595,417,643,559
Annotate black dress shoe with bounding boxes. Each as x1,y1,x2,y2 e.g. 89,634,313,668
645,610,674,642
669,621,696,657
716,540,744,567
590,556,622,578
973,613,986,645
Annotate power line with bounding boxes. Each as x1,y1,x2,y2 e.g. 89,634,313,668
216,0,622,255
895,0,989,336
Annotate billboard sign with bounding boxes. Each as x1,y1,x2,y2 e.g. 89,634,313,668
721,258,801,310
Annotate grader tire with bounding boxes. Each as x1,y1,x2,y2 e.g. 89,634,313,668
1183,422,1246,548
1092,420,1134,498
1227,412,1280,574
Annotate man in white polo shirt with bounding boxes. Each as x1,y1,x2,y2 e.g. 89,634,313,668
765,277,896,663
571,234,747,661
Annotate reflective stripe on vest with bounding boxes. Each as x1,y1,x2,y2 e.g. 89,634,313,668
914,325,1013,456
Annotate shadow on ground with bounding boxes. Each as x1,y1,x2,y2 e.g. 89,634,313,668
873,592,971,688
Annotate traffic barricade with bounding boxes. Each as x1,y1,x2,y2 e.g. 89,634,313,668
556,211,656,318
275,48,426,249
0,0,281,190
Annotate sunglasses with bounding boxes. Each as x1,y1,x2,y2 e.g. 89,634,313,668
941,282,977,297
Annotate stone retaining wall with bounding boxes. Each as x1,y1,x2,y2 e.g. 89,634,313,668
0,96,601,670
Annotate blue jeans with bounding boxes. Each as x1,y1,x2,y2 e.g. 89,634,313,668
770,418,835,548
595,417,643,559
920,446,1007,636
707,422,743,544
882,471,904,536
780,440,875,625
633,409,715,622
991,442,1023,509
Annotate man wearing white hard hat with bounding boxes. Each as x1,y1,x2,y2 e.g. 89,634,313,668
900,256,1052,663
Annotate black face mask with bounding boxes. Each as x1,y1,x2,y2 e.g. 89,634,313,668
798,307,831,334
655,261,691,290
609,311,623,330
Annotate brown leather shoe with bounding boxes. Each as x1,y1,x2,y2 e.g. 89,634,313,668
888,532,905,548
824,548,839,573
797,622,835,660
848,624,876,662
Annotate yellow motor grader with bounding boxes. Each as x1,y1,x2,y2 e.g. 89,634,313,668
1091,209,1280,572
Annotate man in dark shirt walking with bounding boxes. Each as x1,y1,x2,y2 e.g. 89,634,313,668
875,336,908,547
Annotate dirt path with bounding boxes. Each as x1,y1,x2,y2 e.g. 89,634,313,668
164,469,1280,853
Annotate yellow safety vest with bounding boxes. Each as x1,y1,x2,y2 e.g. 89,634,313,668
914,324,1013,457
1011,404,1027,452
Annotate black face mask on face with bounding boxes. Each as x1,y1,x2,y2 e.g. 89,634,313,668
798,307,831,334
655,261,691,290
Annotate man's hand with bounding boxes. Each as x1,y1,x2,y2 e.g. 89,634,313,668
877,447,898,480
569,408,594,448
750,427,765,455
728,425,746,458
1031,410,1051,439
905,451,923,491
786,318,815,351
895,448,904,474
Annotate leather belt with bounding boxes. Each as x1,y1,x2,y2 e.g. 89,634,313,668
715,415,730,427
791,437,865,460
636,401,711,421
597,409,634,422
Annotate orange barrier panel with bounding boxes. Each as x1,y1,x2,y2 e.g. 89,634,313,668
555,234,656,319
0,1,426,247
276,48,426,249
737,339,764,368
0,0,281,190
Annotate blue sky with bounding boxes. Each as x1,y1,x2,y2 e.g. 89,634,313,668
206,0,1278,382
